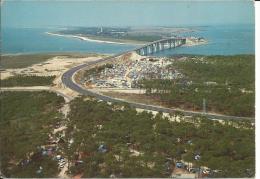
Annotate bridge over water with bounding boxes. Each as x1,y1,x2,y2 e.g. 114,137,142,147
135,37,186,56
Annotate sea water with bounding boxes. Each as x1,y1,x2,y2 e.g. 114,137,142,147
1,24,254,56
155,24,255,56
1,27,136,55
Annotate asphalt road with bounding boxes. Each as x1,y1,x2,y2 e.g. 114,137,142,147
61,53,254,122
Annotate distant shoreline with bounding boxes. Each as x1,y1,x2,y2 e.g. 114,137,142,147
45,32,209,48
0,52,114,57
45,32,144,46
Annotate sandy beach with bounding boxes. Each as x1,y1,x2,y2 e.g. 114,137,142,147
45,32,142,45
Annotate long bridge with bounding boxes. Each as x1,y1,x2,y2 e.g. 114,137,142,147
61,37,254,121
135,37,186,56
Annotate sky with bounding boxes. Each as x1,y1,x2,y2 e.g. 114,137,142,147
1,0,255,28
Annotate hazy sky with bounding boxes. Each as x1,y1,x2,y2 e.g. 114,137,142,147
1,0,255,28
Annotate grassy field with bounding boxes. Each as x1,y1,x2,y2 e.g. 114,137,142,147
0,54,56,69
0,53,103,69
0,91,65,177
85,34,162,44
1,75,56,87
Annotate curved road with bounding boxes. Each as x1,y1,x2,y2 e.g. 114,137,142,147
61,48,254,121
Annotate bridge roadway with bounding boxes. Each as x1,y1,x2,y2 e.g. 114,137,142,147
135,37,186,55
61,39,254,121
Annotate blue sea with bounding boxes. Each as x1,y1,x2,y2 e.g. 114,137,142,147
1,25,254,56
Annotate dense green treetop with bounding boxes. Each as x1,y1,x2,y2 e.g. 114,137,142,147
0,91,64,177
64,97,254,178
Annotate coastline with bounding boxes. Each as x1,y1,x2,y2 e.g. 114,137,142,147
46,32,208,48
45,32,144,46
1,51,113,57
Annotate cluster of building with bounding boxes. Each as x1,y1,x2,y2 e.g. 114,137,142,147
86,57,183,89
